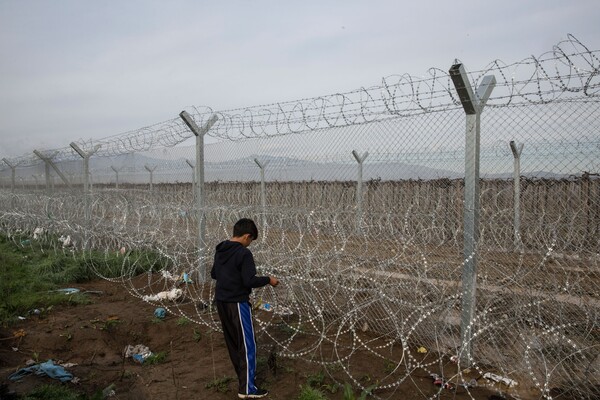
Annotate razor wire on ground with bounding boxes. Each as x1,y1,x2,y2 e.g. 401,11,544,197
1,34,600,399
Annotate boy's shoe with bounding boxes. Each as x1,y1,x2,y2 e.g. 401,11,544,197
238,388,269,399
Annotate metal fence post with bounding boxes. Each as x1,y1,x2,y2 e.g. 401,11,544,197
144,165,157,191
33,150,70,190
185,159,195,201
449,63,495,364
2,158,16,194
179,111,219,282
352,150,369,234
509,141,524,249
254,158,269,229
32,175,39,190
70,143,101,249
110,166,121,189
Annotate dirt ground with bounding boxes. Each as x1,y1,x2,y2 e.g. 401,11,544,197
0,278,533,400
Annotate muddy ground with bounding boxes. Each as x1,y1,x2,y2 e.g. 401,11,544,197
0,278,539,400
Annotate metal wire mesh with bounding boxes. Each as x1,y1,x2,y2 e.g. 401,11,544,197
1,34,599,399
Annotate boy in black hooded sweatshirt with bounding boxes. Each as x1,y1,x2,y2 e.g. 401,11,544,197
211,218,279,399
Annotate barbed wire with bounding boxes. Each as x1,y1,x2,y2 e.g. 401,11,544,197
1,33,599,399
1,34,598,169
1,186,598,398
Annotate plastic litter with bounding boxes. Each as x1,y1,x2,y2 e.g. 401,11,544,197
460,379,478,388
8,359,73,382
483,372,518,387
142,288,182,302
417,346,428,353
124,344,152,363
33,227,45,239
274,306,294,316
154,307,166,319
274,306,293,316
58,235,74,248
53,288,80,295
160,270,178,281
12,329,26,338
58,362,78,368
182,272,193,284
430,373,453,389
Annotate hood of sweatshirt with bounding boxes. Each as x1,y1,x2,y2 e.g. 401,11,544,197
215,240,244,264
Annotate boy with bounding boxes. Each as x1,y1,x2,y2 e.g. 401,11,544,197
211,218,279,399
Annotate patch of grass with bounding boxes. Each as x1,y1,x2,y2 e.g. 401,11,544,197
176,317,190,326
100,319,121,331
90,317,121,331
322,382,340,394
0,233,164,325
257,355,268,370
303,369,341,396
21,383,85,400
297,385,328,400
342,383,376,400
383,359,396,374
144,351,167,365
306,370,326,387
343,383,355,400
193,328,202,342
122,369,137,379
205,376,234,393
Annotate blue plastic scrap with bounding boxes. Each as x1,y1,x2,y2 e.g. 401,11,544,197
8,360,73,382
154,307,166,319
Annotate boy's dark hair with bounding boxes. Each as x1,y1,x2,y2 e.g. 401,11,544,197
233,218,258,240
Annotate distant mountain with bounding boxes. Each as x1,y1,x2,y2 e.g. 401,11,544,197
204,155,461,181
83,153,571,184
481,171,570,180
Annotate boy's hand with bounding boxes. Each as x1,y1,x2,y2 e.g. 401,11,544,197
269,277,279,287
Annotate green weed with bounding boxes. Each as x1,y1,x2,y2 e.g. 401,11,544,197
193,328,202,342
205,376,234,393
144,351,167,365
383,359,396,374
21,384,84,400
176,317,190,326
296,385,328,400
342,383,376,400
306,370,326,387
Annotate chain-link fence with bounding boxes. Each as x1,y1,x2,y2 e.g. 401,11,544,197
1,35,599,399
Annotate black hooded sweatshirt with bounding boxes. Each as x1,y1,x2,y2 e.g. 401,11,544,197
210,240,270,302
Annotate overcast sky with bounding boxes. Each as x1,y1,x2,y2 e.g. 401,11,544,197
0,0,599,159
